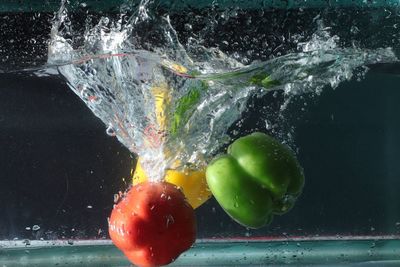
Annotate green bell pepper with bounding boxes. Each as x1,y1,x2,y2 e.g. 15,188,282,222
206,132,304,228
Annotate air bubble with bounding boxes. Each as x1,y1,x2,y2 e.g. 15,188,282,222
114,194,120,203
80,88,91,99
184,23,192,31
106,125,116,136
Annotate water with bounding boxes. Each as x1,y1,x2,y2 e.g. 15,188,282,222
1,0,400,265
45,0,399,181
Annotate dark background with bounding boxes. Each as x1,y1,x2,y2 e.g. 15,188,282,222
1,68,400,240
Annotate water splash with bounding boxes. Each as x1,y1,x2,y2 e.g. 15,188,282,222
47,1,399,181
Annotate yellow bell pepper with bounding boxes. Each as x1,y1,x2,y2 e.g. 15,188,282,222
132,158,212,209
133,72,212,209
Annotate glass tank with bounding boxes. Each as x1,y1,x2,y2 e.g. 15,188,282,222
0,0,400,266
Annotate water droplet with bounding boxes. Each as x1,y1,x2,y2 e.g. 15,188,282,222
25,227,31,231
234,202,239,208
80,88,91,99
106,125,116,136
87,205,93,209
32,225,40,231
265,120,272,130
166,214,175,228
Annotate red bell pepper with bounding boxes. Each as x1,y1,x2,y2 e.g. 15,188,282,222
108,182,196,267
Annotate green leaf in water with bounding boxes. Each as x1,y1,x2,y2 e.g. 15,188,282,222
249,72,280,89
169,71,279,137
170,81,208,136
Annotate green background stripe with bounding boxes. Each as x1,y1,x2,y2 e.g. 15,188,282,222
1,240,400,266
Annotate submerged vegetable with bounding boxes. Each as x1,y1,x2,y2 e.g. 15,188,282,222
249,71,280,88
206,132,304,228
109,181,196,267
133,158,212,209
170,81,208,136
